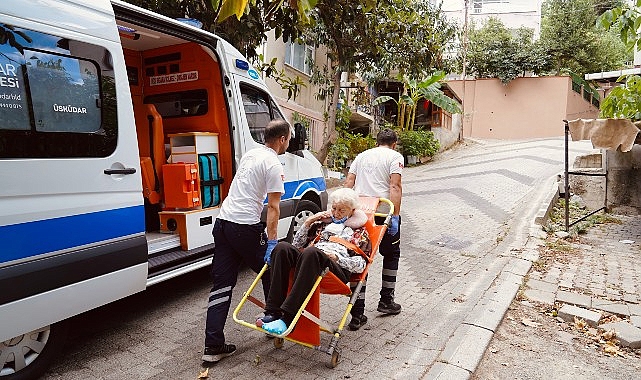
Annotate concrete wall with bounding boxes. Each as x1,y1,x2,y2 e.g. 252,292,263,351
448,77,599,140
606,146,641,215
432,113,462,151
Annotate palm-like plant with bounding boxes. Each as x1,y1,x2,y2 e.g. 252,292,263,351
374,71,461,130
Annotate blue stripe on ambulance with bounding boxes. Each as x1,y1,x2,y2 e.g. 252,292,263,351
0,205,145,264
263,177,326,203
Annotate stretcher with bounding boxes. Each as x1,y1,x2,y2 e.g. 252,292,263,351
232,196,393,367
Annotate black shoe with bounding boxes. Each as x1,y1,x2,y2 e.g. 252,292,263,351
202,343,236,363
377,299,402,315
348,314,368,331
256,311,281,327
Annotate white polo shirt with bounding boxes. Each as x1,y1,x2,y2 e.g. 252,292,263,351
349,146,403,198
218,146,285,224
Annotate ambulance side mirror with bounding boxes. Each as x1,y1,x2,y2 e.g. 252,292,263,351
287,122,307,153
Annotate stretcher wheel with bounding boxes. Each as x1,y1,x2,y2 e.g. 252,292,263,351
273,337,284,348
328,349,340,368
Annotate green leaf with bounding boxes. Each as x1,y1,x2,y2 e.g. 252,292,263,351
373,95,396,106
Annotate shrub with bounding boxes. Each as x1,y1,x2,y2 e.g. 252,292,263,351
398,130,440,158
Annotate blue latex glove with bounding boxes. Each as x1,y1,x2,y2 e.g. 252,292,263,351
265,239,278,265
387,215,400,236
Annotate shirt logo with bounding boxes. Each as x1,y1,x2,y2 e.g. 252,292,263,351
281,174,285,181
399,163,404,168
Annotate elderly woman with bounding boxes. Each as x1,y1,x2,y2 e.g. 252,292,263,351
258,187,371,335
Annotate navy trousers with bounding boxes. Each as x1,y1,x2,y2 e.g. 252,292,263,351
204,218,270,347
351,215,401,316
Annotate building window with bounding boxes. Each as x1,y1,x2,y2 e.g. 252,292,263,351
473,0,482,13
285,41,314,75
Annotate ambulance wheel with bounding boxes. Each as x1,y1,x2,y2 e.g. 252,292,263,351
273,337,284,349
286,200,321,242
328,349,340,368
0,320,69,380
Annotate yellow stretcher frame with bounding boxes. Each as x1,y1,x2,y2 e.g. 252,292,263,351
232,197,394,368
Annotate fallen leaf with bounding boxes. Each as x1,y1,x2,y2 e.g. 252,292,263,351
601,329,617,341
254,355,261,365
603,342,622,356
197,368,209,379
574,317,587,330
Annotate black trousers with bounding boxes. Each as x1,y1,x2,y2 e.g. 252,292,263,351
351,215,401,316
204,219,270,347
266,242,350,317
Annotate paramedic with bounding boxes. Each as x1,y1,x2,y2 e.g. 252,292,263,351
344,128,403,331
257,188,370,335
202,119,290,363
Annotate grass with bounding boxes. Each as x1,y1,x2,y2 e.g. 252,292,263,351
544,199,621,237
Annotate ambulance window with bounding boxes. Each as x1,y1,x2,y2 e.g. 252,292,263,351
239,83,282,144
26,50,101,132
0,23,117,159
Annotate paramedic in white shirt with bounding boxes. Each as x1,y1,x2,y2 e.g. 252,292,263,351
344,128,403,331
203,119,290,363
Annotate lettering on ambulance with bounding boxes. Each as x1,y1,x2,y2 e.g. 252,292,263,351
0,63,20,88
149,70,198,86
0,58,29,130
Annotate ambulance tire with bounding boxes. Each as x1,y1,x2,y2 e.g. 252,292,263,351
286,200,321,242
1,320,69,380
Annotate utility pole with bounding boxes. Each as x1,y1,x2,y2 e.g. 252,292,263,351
461,0,469,80
460,0,469,141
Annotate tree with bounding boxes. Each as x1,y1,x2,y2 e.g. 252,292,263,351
373,71,461,131
464,17,549,83
539,0,627,77
124,0,303,61
307,0,456,164
598,0,641,121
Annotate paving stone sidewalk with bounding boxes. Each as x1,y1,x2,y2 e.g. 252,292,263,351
524,215,641,348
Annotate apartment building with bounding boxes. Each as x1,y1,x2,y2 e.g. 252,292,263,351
259,31,330,153
439,0,543,37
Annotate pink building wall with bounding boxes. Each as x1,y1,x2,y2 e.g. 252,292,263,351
448,76,599,139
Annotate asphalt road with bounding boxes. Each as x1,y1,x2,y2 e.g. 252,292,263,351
42,137,594,380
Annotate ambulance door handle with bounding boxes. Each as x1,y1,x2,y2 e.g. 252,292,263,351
104,168,136,175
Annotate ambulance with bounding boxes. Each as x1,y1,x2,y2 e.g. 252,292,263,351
0,1,327,378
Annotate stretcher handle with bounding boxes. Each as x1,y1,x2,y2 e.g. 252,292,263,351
375,197,394,228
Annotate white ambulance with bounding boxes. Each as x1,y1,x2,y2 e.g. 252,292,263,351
0,1,327,378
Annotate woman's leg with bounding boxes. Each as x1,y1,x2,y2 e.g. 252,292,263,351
281,247,349,316
264,242,300,312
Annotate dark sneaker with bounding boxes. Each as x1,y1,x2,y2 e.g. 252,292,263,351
256,311,281,327
202,344,236,363
348,314,368,331
377,299,402,315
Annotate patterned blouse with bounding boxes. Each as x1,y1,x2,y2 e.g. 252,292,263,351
292,220,371,273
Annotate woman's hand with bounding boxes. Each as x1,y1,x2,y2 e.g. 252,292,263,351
305,210,332,227
326,253,339,262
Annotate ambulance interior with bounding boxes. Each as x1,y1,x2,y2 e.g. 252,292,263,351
117,20,232,274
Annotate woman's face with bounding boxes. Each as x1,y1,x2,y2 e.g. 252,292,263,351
330,201,354,220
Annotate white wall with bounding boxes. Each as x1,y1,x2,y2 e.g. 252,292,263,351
439,0,543,38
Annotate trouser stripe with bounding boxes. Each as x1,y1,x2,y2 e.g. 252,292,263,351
209,285,232,298
208,296,230,308
382,268,397,276
382,280,396,288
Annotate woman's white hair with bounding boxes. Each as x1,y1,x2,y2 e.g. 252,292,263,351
328,188,360,210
